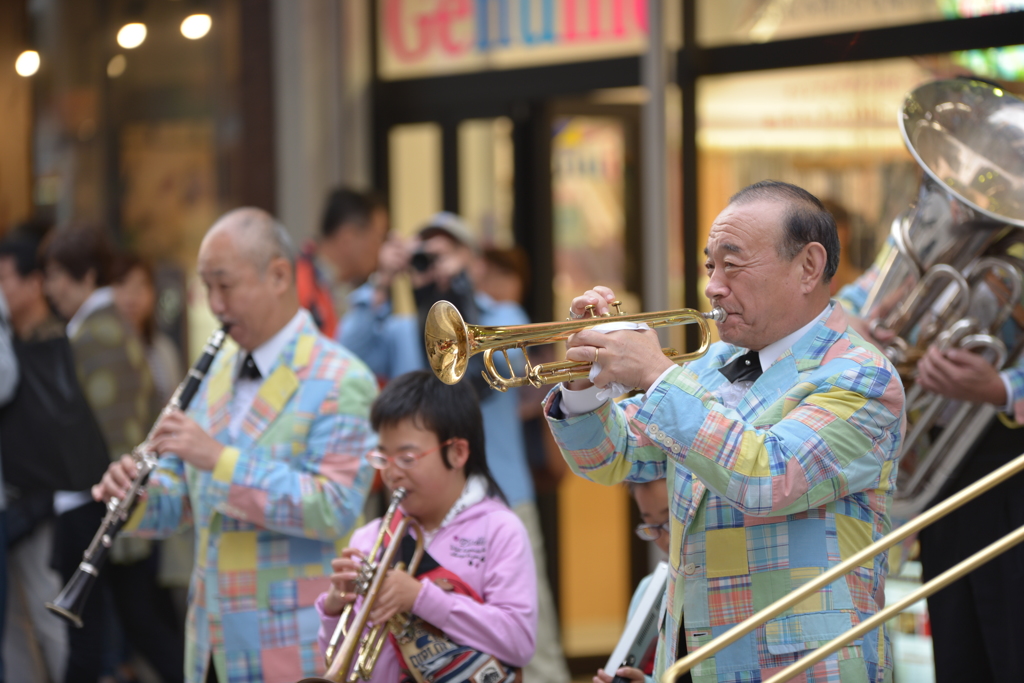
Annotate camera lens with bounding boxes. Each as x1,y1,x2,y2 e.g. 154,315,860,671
410,251,437,272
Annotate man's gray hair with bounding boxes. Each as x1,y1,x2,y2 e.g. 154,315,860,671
728,180,840,283
268,219,297,270
210,207,297,274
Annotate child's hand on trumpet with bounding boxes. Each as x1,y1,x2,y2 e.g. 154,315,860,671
368,568,423,626
324,548,365,616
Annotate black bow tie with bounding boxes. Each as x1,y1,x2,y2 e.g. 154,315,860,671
719,350,762,384
239,353,262,381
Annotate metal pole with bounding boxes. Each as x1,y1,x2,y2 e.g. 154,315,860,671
642,0,667,339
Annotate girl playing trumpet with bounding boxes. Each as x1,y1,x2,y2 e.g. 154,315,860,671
315,371,537,682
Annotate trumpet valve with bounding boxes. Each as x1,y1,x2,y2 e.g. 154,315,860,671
482,371,510,392
611,300,624,315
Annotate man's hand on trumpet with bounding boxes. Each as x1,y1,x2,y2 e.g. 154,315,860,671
565,286,675,393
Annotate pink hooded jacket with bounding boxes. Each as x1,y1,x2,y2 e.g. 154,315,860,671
315,496,537,682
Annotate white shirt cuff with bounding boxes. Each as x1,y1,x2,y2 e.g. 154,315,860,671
559,383,606,417
643,365,679,401
1000,372,1015,413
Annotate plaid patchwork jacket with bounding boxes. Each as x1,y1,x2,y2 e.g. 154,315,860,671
126,311,377,683
546,304,905,683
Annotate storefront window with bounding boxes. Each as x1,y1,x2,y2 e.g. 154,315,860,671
458,117,515,246
698,0,1024,47
389,122,443,237
695,57,951,312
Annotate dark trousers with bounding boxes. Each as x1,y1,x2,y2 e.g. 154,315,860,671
52,501,185,683
0,510,8,683
919,418,1024,683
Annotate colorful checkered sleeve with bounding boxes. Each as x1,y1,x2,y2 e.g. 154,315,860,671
637,356,903,517
1002,357,1024,409
544,390,669,487
207,367,377,539
125,453,194,537
834,236,894,317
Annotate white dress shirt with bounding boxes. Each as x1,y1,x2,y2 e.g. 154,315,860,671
228,309,306,441
560,304,832,416
66,287,114,339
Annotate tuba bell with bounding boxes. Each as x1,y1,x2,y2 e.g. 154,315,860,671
849,78,1024,517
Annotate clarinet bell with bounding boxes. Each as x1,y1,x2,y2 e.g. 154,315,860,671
45,564,97,628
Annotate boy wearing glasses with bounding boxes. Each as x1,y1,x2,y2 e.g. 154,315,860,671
595,479,671,683
315,371,537,682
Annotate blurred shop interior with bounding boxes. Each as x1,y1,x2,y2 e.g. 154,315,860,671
3,0,1024,678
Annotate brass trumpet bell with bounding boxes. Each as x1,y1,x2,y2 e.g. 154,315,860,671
425,299,727,391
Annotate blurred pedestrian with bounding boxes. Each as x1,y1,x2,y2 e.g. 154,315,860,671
112,254,183,402
0,229,69,683
318,188,389,292
297,188,389,336
476,246,569,602
43,225,184,683
0,286,20,683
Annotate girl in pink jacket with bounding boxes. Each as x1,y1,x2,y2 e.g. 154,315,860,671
315,371,537,682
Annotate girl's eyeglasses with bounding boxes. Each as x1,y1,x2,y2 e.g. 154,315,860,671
367,439,455,471
634,521,670,542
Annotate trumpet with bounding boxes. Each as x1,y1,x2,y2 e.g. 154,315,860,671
425,299,727,391
299,487,424,683
46,326,228,627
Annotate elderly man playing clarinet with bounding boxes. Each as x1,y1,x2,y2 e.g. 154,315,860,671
93,208,377,683
545,181,905,683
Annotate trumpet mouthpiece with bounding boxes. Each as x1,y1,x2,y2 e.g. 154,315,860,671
705,307,727,323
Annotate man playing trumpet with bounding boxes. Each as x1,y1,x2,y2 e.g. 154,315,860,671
92,208,378,683
545,181,906,683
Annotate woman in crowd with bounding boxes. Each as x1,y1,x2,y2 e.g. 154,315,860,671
43,225,184,683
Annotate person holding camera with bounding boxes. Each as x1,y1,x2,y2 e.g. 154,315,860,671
337,212,571,683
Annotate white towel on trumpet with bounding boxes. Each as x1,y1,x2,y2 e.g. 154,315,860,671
587,321,651,400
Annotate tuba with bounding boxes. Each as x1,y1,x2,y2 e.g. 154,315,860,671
854,79,1024,518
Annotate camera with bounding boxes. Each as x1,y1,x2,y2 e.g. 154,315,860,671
410,249,438,272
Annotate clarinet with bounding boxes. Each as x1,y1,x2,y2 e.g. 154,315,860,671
46,326,228,627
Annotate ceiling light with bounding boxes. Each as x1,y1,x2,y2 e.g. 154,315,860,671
107,54,127,78
15,50,40,77
117,22,147,49
181,14,212,40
